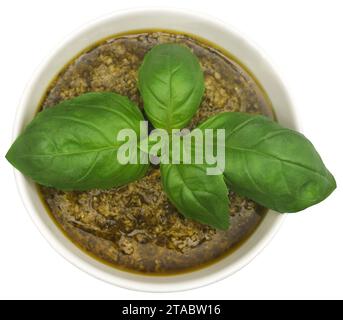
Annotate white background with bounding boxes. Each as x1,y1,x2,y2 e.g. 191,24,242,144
0,0,342,300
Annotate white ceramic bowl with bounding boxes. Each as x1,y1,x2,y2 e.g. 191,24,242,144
13,8,297,292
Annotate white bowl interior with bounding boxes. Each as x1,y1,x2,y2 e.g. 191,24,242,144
14,8,296,292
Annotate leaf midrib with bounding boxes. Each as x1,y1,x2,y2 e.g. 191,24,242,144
16,145,118,158
228,146,329,181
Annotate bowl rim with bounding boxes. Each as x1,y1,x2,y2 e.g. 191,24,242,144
12,7,296,292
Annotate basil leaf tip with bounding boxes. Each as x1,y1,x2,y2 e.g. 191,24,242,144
161,163,230,230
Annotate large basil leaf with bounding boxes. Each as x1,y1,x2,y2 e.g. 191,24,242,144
198,112,336,212
160,163,229,229
138,43,205,131
6,92,149,190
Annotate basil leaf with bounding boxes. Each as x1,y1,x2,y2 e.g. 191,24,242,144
6,92,149,190
198,112,336,212
160,163,230,229
138,43,205,131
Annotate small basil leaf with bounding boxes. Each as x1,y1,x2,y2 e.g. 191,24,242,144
198,112,336,212
160,163,230,229
6,92,149,190
138,43,205,131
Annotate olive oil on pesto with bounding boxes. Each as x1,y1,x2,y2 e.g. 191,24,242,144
37,30,273,275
